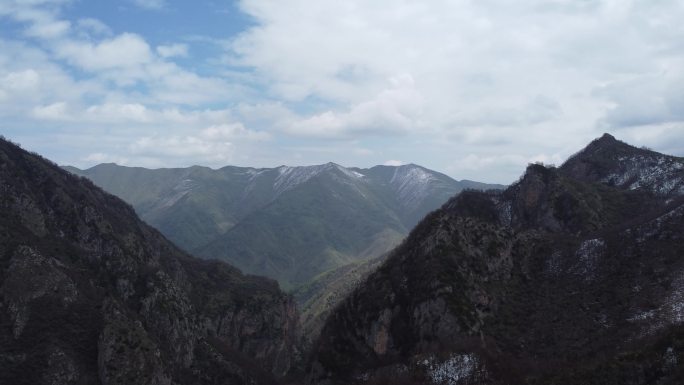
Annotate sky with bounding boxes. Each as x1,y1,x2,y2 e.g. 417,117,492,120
0,0,683,184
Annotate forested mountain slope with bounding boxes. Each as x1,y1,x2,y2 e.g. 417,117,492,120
0,138,297,385
310,134,684,385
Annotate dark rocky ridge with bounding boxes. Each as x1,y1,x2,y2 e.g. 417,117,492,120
310,134,684,384
0,138,298,385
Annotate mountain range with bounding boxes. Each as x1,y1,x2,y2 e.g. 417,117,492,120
65,162,503,289
3,133,683,385
309,134,684,384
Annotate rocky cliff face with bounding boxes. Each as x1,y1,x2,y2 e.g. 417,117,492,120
310,134,684,385
0,138,298,385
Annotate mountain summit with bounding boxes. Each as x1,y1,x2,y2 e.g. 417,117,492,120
561,133,684,196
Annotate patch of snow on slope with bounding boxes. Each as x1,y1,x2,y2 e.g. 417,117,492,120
273,164,332,194
243,168,266,177
570,238,605,280
240,168,268,198
421,353,480,385
273,163,364,195
665,273,684,324
160,179,196,208
627,270,684,336
391,165,436,210
627,310,656,322
334,164,366,181
603,155,684,195
632,204,684,243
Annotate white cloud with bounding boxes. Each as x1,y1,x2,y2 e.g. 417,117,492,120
29,101,237,126
156,43,188,58
125,124,268,166
222,0,684,181
76,18,112,36
130,0,166,10
286,74,423,138
383,160,405,166
33,101,69,120
55,33,153,71
1,0,683,183
130,135,231,158
1,2,242,104
598,75,684,128
231,0,683,133
83,152,129,165
2,69,41,90
24,19,70,39
201,123,271,141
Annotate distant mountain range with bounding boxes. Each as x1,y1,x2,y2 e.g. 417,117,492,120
310,134,684,384
65,162,503,289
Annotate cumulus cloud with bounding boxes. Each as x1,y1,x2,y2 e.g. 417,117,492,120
383,160,405,166
598,75,684,128
156,43,188,58
130,135,233,159
125,123,268,167
201,123,271,141
130,0,166,10
1,0,242,102
24,19,70,39
54,33,153,71
1,0,683,182
231,0,683,128
32,101,69,120
76,18,112,36
223,0,684,180
286,74,423,138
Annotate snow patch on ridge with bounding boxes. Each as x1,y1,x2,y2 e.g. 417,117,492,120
603,155,684,196
273,164,332,194
273,163,365,195
391,165,437,210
